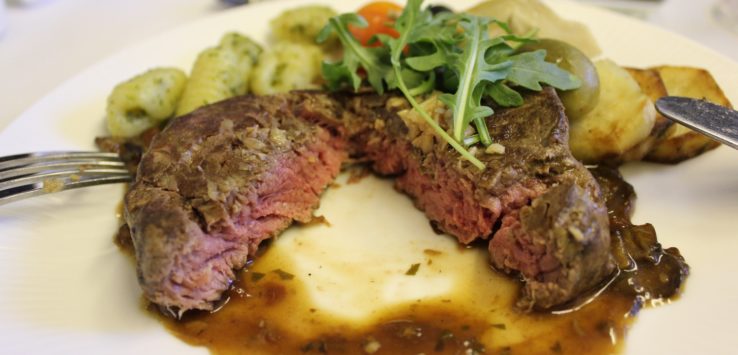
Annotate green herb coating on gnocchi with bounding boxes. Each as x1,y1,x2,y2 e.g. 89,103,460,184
270,5,338,47
250,42,324,95
106,67,187,138
176,32,262,116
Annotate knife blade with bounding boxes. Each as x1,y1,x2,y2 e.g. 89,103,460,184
655,96,738,150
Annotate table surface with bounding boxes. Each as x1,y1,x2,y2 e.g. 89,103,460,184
1,0,736,133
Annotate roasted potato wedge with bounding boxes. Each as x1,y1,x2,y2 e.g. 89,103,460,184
645,66,731,163
569,59,656,164
618,68,673,162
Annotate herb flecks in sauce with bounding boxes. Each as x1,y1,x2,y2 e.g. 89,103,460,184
594,166,689,313
405,263,421,275
154,247,634,354
118,167,687,354
272,268,296,281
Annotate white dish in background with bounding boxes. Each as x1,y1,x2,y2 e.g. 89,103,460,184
0,0,7,37
0,0,737,354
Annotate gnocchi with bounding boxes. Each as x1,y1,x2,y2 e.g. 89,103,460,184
176,32,262,116
249,42,323,95
270,5,338,47
106,67,187,137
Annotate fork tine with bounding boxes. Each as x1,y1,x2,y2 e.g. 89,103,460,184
0,174,132,206
0,160,127,180
0,167,131,191
0,151,133,206
0,151,123,171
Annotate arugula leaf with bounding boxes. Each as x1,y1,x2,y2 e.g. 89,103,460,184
506,50,581,91
487,82,524,107
384,0,485,169
405,50,447,72
404,69,436,96
318,0,585,171
403,12,459,73
440,16,511,146
317,14,390,93
384,0,423,66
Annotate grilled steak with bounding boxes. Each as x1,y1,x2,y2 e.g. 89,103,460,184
125,94,346,312
332,88,613,310
125,88,613,313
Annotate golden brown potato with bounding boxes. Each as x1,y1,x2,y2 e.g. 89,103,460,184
618,68,673,162
568,59,655,164
645,66,732,163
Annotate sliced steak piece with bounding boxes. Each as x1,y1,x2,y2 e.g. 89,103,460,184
489,181,612,310
126,88,613,313
125,94,346,312
332,88,614,310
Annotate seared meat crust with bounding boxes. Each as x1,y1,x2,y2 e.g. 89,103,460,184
126,88,612,312
126,93,346,311
334,88,613,310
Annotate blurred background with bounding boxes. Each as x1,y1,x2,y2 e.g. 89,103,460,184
0,0,736,131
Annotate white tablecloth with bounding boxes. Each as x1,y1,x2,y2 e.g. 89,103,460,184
1,0,736,132
0,0,223,131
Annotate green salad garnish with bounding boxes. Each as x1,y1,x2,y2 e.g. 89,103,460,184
317,0,580,170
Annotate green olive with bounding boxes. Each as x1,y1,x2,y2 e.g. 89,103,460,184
519,39,600,120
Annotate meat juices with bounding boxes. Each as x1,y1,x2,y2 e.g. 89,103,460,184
333,88,613,310
125,88,613,314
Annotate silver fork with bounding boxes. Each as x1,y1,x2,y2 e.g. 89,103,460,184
0,151,132,206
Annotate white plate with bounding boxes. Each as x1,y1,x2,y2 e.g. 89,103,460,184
1,0,737,354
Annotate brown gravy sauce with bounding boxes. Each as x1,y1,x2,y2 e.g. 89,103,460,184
115,166,687,355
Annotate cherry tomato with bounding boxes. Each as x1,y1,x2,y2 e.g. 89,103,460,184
349,1,403,47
